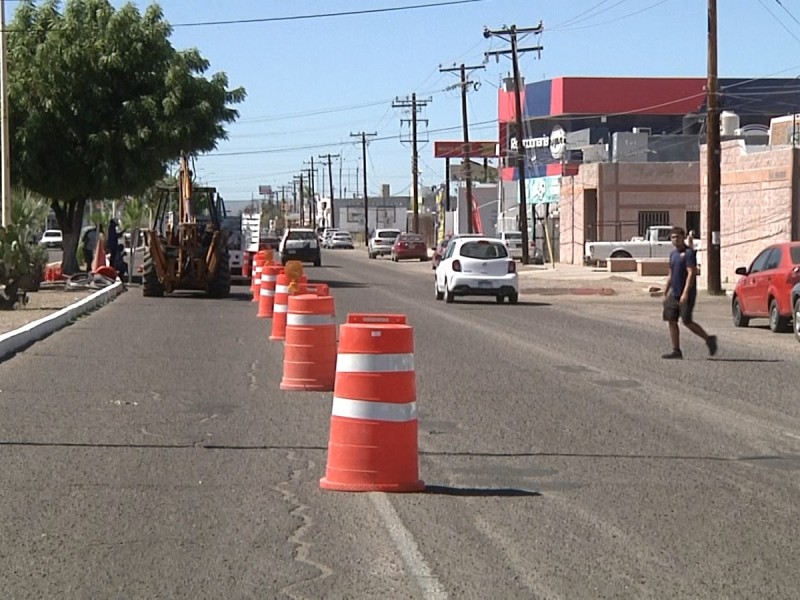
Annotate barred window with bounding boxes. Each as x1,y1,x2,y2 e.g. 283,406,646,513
638,211,670,237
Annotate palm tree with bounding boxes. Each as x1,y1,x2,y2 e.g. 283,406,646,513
10,186,49,244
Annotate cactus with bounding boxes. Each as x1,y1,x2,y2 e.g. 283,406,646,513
0,225,33,309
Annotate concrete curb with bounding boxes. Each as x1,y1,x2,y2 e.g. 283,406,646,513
0,281,124,361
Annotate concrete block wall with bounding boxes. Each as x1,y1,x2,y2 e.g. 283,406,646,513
700,140,797,285
558,162,700,265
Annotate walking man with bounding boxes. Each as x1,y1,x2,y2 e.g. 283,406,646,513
662,226,717,359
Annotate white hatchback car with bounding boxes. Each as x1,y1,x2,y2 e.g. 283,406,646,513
39,229,63,248
435,237,519,304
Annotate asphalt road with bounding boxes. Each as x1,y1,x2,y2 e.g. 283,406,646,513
1,249,798,598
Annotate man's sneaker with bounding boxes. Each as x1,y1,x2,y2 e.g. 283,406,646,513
661,349,683,359
706,335,718,357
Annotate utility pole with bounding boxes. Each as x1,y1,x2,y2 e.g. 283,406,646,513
0,0,11,227
303,157,316,229
297,173,305,226
351,131,377,243
485,23,544,265
707,0,722,295
440,63,485,234
393,93,431,233
318,153,340,228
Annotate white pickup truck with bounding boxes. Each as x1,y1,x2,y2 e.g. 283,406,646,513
584,226,702,265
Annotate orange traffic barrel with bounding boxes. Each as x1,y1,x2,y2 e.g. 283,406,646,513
257,265,280,318
320,313,424,493
269,272,308,341
251,252,266,303
280,288,336,391
242,250,251,279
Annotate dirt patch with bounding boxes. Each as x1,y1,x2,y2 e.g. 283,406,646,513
0,284,96,335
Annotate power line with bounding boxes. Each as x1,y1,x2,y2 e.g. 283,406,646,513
171,0,489,28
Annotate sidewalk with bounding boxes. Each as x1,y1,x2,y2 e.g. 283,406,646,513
517,262,669,296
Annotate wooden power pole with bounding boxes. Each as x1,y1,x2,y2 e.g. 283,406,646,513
319,153,340,228
440,63,485,234
351,131,377,243
484,23,544,264
707,0,722,295
393,93,431,233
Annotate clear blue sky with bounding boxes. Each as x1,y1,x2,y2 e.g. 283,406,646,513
24,1,800,208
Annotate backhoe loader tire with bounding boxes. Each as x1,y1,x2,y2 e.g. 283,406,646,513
208,246,231,298
142,249,165,297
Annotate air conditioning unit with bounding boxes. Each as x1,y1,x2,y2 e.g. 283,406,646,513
632,127,651,135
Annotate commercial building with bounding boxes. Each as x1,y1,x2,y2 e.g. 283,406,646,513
495,76,800,269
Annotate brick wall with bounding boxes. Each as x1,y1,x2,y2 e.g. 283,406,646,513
699,140,798,285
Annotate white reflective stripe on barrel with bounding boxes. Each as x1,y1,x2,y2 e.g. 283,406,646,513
263,275,277,282
260,288,275,297
276,284,289,294
331,397,417,422
287,313,335,326
274,304,288,313
335,353,414,373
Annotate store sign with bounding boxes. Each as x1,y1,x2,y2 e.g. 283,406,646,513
526,176,561,205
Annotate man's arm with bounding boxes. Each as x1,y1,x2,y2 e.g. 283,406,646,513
681,249,698,302
664,266,672,297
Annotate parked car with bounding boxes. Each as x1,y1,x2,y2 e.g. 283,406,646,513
434,237,518,304
279,228,321,266
368,228,401,259
39,229,63,248
320,228,340,249
731,241,800,332
329,231,354,249
792,282,800,342
392,233,428,262
261,230,281,252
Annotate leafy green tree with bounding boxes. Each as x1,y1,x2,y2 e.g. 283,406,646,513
7,0,245,273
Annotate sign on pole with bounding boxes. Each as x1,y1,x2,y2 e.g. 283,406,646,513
258,185,272,196
434,141,498,158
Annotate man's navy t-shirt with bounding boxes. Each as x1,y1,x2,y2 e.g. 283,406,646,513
669,246,697,300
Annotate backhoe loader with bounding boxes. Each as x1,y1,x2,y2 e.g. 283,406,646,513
142,153,231,297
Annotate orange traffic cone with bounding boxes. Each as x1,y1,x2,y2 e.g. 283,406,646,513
269,272,308,341
320,313,424,493
91,235,107,273
257,265,280,318
280,285,336,391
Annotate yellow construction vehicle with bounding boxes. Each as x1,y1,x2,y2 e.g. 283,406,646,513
142,152,231,297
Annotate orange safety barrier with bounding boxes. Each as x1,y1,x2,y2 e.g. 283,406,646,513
280,286,336,391
91,236,107,273
257,265,281,318
251,251,266,303
242,251,251,279
44,262,64,282
320,313,424,493
269,272,308,341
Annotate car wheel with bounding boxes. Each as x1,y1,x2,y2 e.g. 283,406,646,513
769,298,789,333
434,278,444,301
314,255,321,267
496,295,504,303
369,252,375,259
508,292,519,305
392,254,397,262
795,298,800,343
732,296,749,327
444,280,454,303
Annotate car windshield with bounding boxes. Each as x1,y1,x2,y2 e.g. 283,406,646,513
460,241,508,259
334,233,350,238
503,233,522,240
399,234,423,242
287,230,316,240
378,230,400,239
791,246,800,264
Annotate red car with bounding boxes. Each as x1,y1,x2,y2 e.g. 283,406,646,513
732,241,800,332
391,233,429,262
